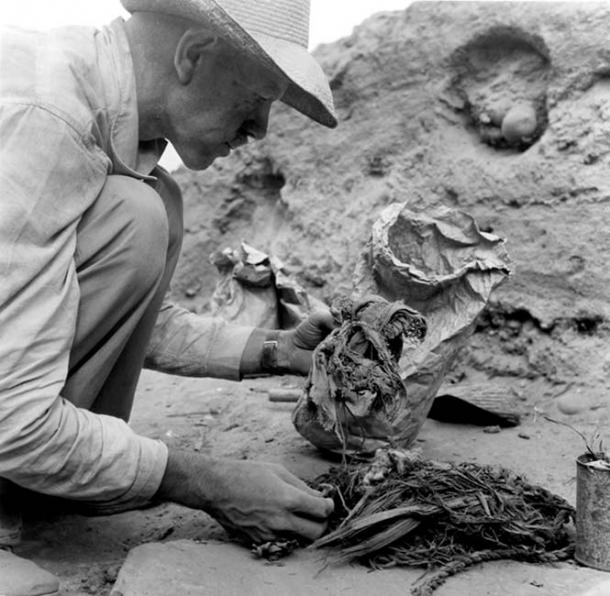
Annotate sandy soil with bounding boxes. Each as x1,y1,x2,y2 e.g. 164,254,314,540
17,368,609,595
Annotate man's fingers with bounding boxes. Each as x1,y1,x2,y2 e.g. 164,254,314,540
288,489,334,520
277,467,319,493
275,468,334,518
292,309,338,352
310,309,337,333
277,468,333,501
288,515,329,541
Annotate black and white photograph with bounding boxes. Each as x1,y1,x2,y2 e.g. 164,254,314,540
1,1,609,595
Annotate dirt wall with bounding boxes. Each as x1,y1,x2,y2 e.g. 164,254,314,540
170,1,610,398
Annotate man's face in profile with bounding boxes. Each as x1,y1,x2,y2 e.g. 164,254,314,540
165,43,289,170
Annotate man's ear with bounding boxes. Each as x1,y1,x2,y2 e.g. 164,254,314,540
174,28,219,84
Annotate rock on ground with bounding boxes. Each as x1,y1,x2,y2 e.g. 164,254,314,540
111,538,608,596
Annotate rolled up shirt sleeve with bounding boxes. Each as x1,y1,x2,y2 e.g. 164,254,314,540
145,301,256,381
0,103,167,506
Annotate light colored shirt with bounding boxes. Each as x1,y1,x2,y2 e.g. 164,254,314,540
0,19,253,507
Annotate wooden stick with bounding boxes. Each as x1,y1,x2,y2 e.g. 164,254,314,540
268,389,301,403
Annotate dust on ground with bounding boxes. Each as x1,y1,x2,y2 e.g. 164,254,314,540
19,367,609,595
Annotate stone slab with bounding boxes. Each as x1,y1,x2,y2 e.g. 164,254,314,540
111,539,610,596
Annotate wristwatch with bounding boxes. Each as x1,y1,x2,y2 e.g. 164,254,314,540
261,339,279,373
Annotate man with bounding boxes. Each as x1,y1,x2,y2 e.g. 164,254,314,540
0,0,338,593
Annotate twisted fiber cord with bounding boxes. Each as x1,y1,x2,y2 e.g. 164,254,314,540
410,545,575,596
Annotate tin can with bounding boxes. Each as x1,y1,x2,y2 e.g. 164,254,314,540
576,453,610,571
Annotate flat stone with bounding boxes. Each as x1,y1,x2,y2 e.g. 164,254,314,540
111,539,609,596
0,549,59,596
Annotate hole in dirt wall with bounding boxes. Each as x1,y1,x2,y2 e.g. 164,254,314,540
447,26,551,152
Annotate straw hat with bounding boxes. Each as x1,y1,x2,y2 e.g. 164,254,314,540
120,0,337,128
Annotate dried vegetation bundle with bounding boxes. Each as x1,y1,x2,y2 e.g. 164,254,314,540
311,449,575,596
292,295,427,454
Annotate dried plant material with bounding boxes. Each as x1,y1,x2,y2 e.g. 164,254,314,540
251,539,300,561
353,205,512,448
544,416,610,468
311,449,574,596
584,460,610,471
292,296,427,455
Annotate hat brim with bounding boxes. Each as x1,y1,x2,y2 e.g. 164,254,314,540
248,31,337,129
120,0,337,128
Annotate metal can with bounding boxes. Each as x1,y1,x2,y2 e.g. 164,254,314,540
576,453,610,571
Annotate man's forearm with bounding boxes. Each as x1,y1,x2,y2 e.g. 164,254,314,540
155,450,276,509
155,450,248,511
146,302,254,380
155,450,213,508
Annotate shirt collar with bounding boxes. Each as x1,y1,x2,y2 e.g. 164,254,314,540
97,18,167,181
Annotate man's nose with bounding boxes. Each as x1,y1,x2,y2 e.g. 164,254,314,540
244,100,273,140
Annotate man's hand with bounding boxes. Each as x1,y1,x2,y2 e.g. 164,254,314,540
156,451,334,544
278,310,337,375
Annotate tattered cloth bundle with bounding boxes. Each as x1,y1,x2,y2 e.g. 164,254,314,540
311,449,575,596
292,296,427,454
